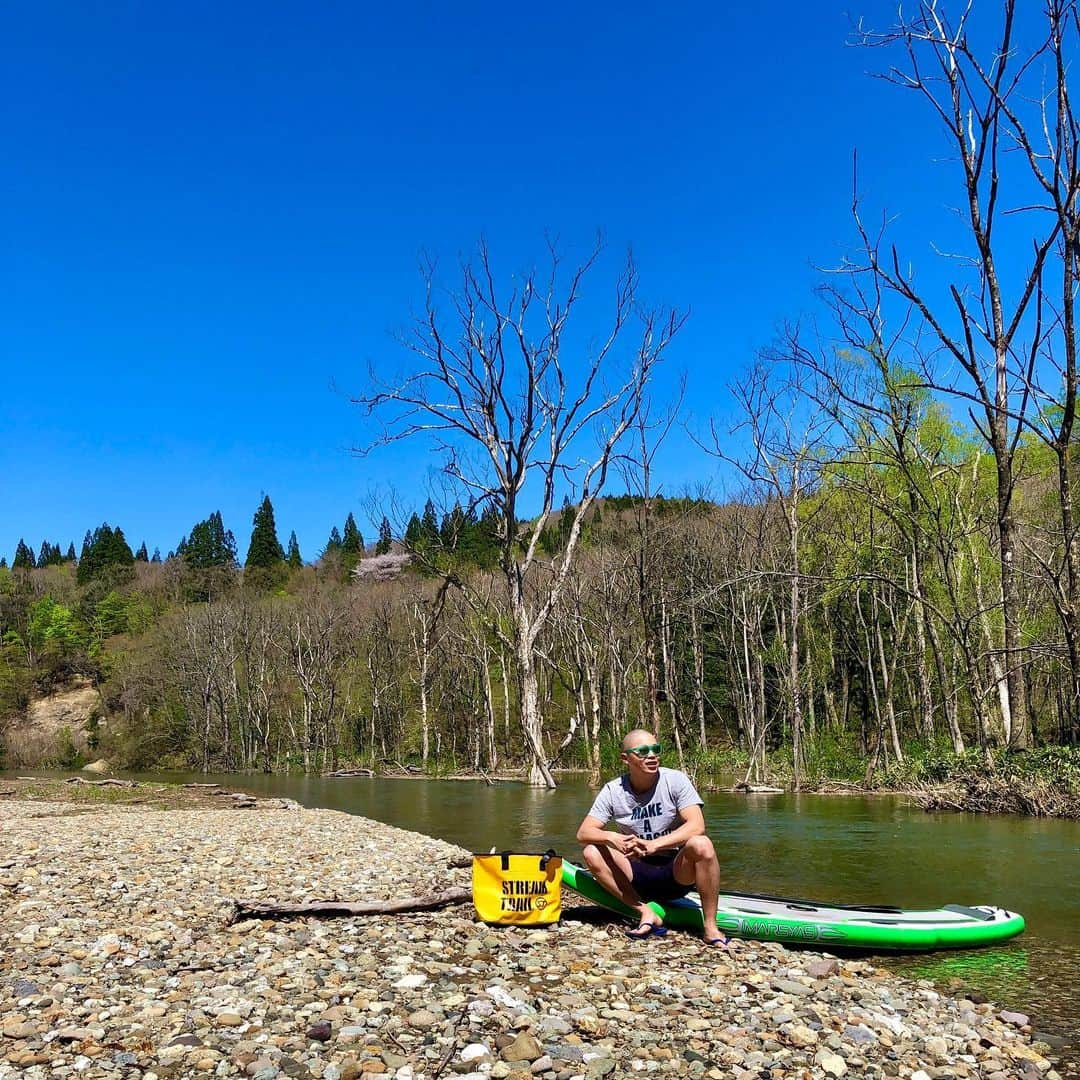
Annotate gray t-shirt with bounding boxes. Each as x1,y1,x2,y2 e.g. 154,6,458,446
586,767,704,844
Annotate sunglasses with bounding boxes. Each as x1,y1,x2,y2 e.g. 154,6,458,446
625,743,662,758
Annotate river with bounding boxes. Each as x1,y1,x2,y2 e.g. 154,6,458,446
31,770,1080,1053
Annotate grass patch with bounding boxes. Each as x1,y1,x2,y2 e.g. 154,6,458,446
0,776,247,811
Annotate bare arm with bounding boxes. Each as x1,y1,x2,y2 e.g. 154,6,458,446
640,804,706,857
576,814,639,856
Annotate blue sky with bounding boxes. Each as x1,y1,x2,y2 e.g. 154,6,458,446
1,0,1013,563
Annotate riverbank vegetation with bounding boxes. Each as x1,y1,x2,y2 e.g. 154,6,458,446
4,1,1080,815
1,480,1079,816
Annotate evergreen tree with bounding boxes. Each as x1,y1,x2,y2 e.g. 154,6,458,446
37,541,54,567
135,541,149,562
558,494,575,548
404,513,422,548
537,523,559,557
0,556,7,569
64,542,76,563
375,516,393,555
178,512,238,600
184,511,238,569
76,524,134,584
13,539,35,570
465,505,501,568
151,547,162,563
287,531,302,569
421,499,439,544
324,526,343,556
341,513,364,560
245,496,285,569
111,527,135,565
440,505,467,548
80,530,93,562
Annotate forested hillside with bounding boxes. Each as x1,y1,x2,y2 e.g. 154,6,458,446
2,451,1078,808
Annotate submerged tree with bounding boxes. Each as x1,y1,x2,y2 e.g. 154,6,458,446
356,239,683,786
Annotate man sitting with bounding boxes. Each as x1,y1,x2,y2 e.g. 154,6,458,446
575,728,726,943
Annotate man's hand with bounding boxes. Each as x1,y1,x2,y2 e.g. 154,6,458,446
610,834,651,859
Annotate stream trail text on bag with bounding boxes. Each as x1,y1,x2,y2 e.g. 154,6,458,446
471,851,562,926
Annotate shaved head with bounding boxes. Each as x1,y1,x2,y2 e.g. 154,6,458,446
621,729,657,753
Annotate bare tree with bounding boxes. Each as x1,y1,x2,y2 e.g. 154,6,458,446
851,0,1080,746
404,576,452,763
356,239,683,786
280,589,355,773
617,386,688,763
715,350,837,789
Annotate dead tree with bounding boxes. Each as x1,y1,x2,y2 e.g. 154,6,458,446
356,239,683,786
715,353,836,790
851,0,1078,747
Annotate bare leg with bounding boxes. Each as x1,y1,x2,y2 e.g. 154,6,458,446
581,844,662,931
673,836,725,944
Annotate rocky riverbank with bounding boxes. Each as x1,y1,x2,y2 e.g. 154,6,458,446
0,780,1065,1080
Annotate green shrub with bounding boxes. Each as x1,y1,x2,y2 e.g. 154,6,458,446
878,741,982,787
52,725,84,769
800,734,866,784
997,746,1080,793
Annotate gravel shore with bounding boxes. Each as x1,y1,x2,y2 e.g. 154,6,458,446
0,785,1064,1080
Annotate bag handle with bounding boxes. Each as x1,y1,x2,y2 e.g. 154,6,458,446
492,849,559,872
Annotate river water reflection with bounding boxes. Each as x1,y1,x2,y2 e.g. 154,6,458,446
81,771,1080,1049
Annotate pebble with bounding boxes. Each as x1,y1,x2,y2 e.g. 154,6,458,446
1001,1010,1031,1027
815,1048,847,1075
0,795,1067,1080
502,1032,543,1062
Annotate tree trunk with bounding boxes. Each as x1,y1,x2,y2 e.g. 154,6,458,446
996,465,1028,747
788,507,804,790
519,649,555,788
690,603,708,750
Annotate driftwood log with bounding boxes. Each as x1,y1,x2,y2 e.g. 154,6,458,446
65,777,136,788
734,782,785,794
385,759,422,775
228,886,472,924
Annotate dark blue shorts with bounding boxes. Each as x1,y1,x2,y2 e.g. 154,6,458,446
630,854,693,902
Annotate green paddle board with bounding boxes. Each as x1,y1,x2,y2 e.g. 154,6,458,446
562,860,1025,951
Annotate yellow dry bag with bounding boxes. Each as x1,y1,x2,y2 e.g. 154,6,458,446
471,850,562,926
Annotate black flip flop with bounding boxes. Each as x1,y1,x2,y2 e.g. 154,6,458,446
625,923,667,939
